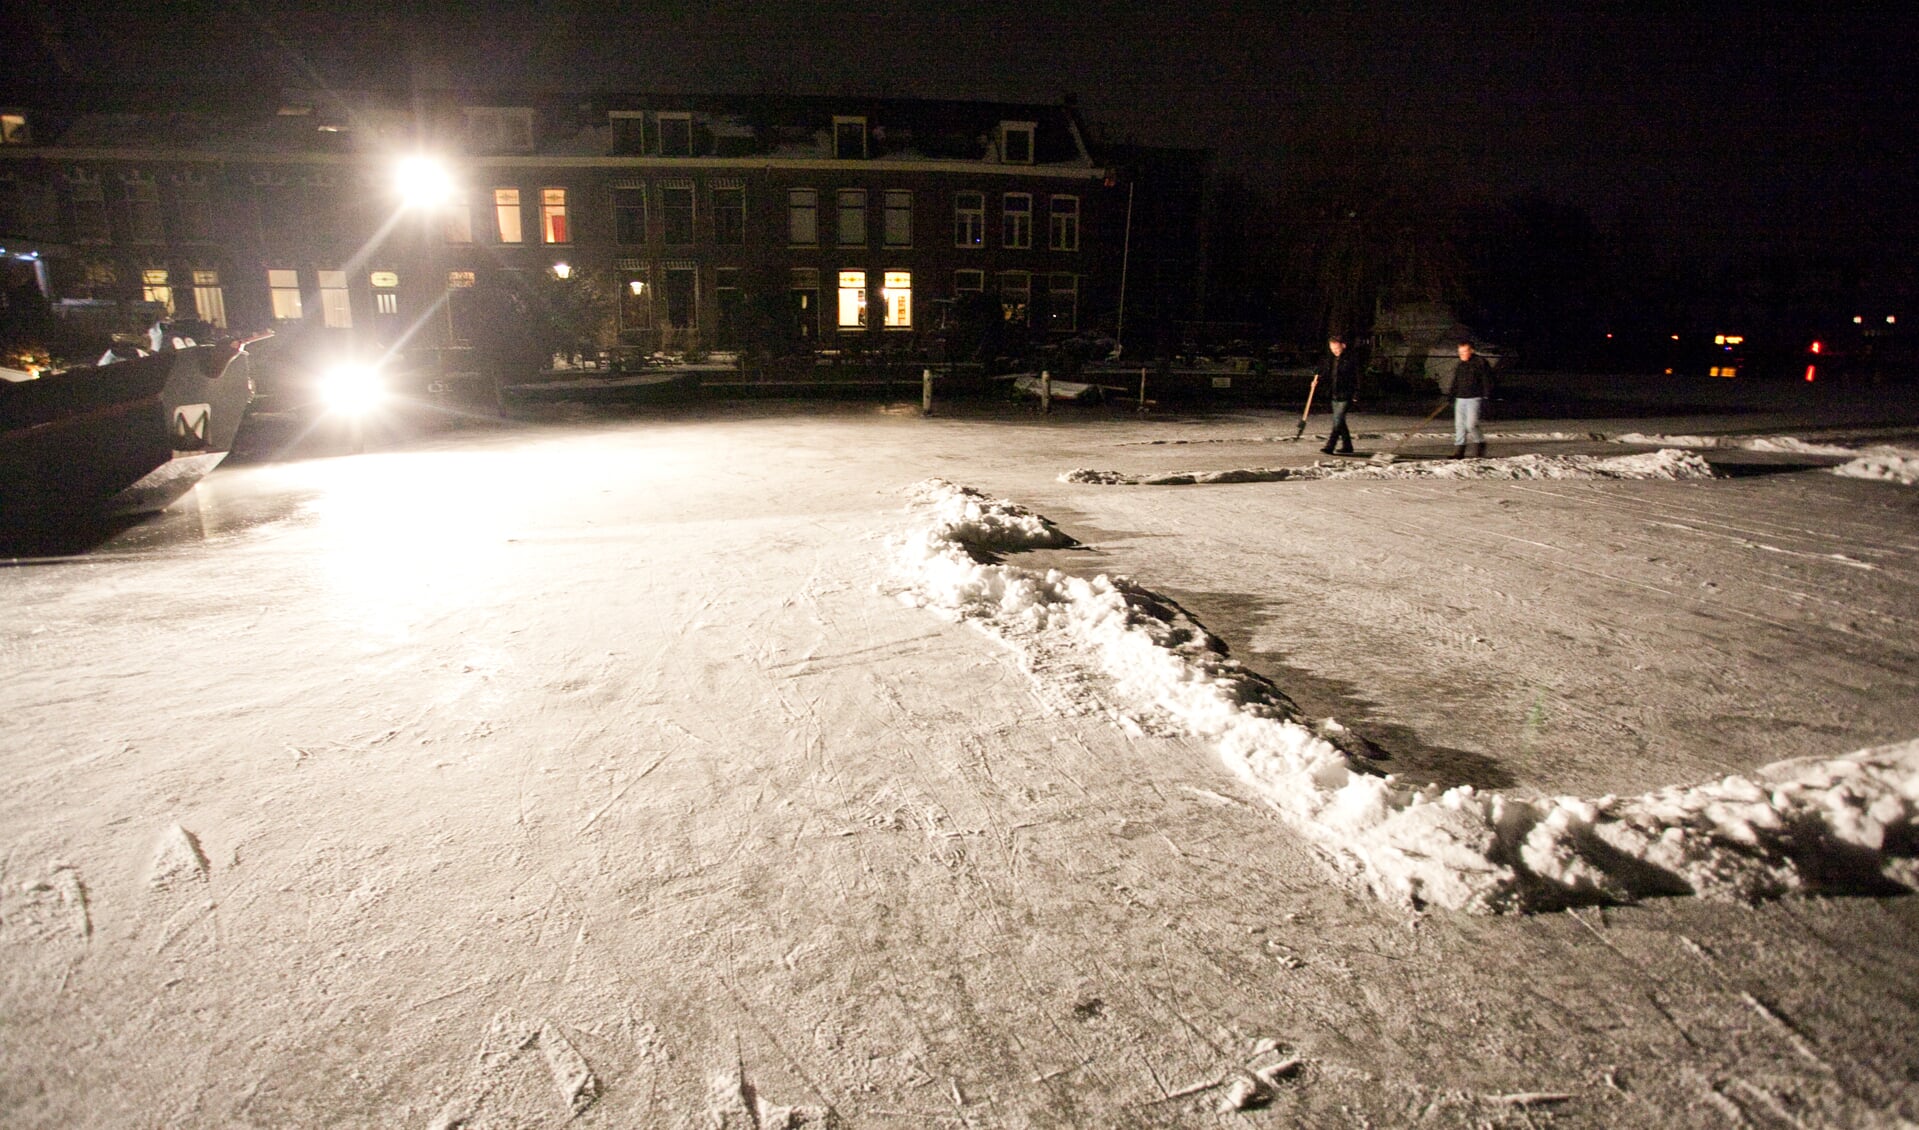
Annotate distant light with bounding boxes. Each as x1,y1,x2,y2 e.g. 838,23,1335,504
551,262,572,280
1810,340,1823,354
1890,316,1898,325
1670,334,1680,341
628,280,645,295
1605,332,1613,339
1725,335,1743,344
1805,365,1817,382
1854,316,1864,324
394,155,453,209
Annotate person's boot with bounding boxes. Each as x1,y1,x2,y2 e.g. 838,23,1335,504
1338,442,1354,455
1471,442,1486,458
1451,444,1466,459
1320,441,1337,455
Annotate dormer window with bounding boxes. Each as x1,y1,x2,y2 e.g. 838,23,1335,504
658,113,693,157
999,121,1035,165
466,106,535,153
834,116,867,160
610,111,645,155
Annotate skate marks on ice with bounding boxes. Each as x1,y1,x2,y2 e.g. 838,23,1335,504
1063,448,1719,486
1610,433,1919,485
888,479,1919,913
427,1010,601,1129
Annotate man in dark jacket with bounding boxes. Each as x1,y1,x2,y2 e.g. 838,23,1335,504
1449,339,1495,458
1318,334,1362,455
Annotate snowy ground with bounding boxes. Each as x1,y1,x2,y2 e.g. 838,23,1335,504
5,381,1919,1127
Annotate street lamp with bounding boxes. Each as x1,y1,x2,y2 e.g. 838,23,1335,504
394,154,454,210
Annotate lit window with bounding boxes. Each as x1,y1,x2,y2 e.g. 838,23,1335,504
0,113,28,145
372,274,399,316
319,269,351,328
955,191,983,248
883,189,912,247
541,187,569,244
613,186,647,244
999,270,1030,325
714,185,745,245
661,184,694,244
658,113,692,157
834,116,867,160
447,270,475,288
1048,195,1079,251
788,188,818,245
837,269,866,328
1000,122,1035,164
141,269,174,315
494,188,523,243
268,268,303,320
882,270,911,328
1047,273,1077,332
124,174,163,243
1002,193,1032,249
191,269,226,328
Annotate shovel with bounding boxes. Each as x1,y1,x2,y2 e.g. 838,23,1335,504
1290,373,1319,440
1370,400,1451,464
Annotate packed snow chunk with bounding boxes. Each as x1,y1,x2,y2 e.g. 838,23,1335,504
1834,454,1919,486
891,482,1919,913
906,478,1075,551
148,824,209,888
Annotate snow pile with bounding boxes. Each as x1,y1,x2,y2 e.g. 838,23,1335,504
1833,454,1919,486
1063,449,1716,486
892,480,1919,913
1613,434,1919,484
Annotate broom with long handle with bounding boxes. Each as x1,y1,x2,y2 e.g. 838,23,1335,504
1369,399,1451,464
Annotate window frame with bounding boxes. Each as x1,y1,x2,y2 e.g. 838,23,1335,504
713,184,745,246
788,187,819,246
1048,195,1080,252
954,191,984,249
836,188,868,248
834,116,868,160
493,187,524,244
1001,192,1033,250
657,112,693,157
999,121,1036,165
612,185,647,245
540,186,570,244
882,189,912,248
660,182,695,245
267,267,304,321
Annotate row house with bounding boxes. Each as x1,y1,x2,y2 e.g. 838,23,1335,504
0,87,1119,374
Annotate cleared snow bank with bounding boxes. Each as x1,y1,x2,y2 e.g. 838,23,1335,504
1612,434,1919,486
889,479,1919,913
1064,449,1716,486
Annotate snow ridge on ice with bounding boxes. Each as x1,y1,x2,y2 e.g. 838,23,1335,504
1062,449,1717,486
1611,434,1919,485
892,479,1919,913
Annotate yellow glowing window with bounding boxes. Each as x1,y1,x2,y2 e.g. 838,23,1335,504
837,269,866,328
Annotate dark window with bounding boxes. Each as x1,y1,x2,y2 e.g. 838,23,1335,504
715,267,743,348
659,115,692,156
664,266,696,328
713,186,744,245
661,186,694,244
613,187,647,244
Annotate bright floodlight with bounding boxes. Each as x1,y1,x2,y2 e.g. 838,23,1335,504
395,155,453,209
320,363,385,415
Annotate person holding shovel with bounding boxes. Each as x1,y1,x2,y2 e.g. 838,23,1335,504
1317,334,1362,455
1449,338,1495,458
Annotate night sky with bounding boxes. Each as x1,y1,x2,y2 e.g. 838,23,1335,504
7,1,1916,270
